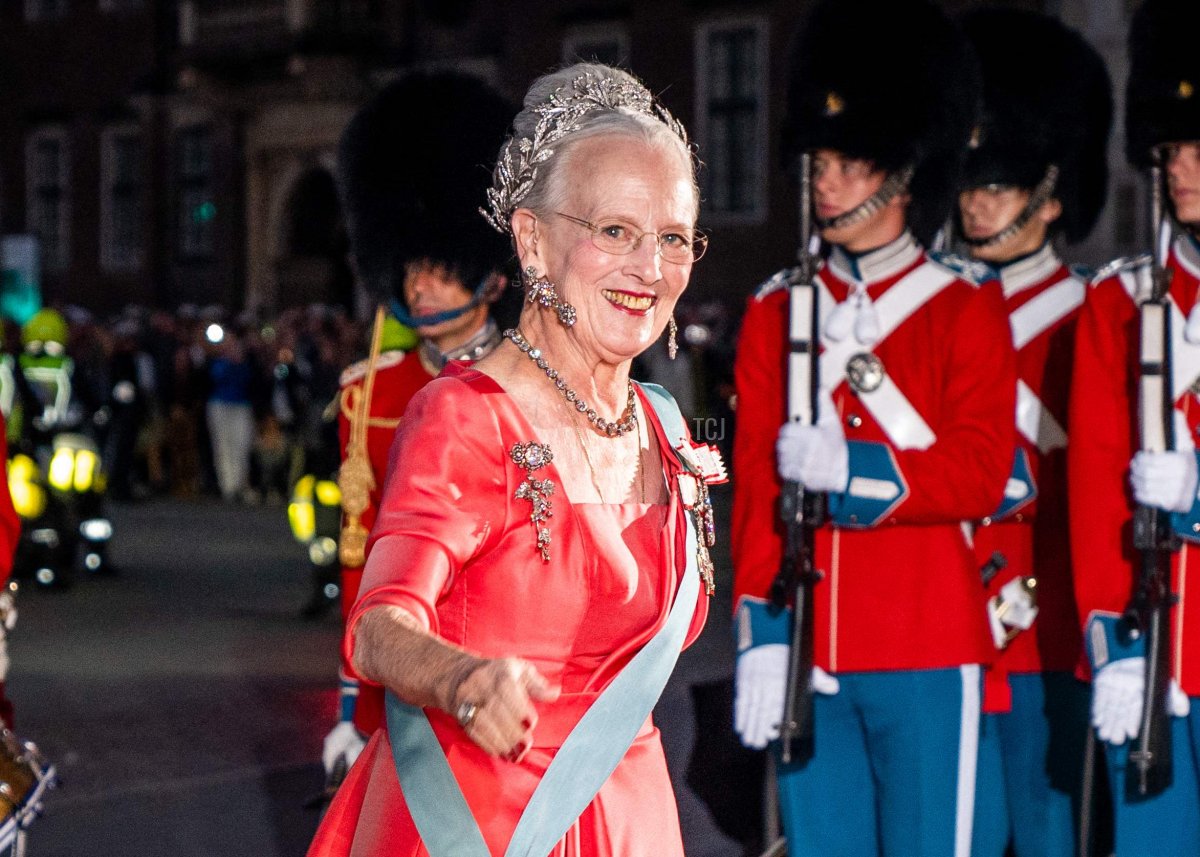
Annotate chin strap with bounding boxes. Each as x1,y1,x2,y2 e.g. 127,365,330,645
816,165,916,231
389,274,494,328
961,164,1060,250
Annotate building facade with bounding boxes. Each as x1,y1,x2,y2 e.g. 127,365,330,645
0,0,1147,316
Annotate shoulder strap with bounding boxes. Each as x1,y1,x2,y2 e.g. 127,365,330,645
637,381,689,450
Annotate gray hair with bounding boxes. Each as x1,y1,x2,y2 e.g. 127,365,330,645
483,63,699,234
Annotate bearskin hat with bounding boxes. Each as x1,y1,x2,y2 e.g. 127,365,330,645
1126,0,1200,167
337,72,513,306
783,0,981,245
962,9,1112,243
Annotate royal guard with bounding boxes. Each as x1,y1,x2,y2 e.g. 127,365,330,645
1070,1,1200,853
0,428,20,730
321,73,513,782
953,10,1113,856
731,1,1016,854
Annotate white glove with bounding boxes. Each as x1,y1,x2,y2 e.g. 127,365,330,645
322,721,366,777
812,665,840,696
986,578,1038,649
776,392,848,492
0,589,16,633
1130,450,1199,514
734,646,839,750
735,644,787,749
1092,657,1191,745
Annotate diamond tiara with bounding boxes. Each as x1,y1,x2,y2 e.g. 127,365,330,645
482,71,689,236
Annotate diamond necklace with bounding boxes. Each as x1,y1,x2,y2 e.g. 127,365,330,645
560,393,646,503
503,328,637,438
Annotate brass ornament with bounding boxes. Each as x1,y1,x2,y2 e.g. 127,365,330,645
846,352,886,394
338,306,386,568
338,522,369,569
337,454,375,567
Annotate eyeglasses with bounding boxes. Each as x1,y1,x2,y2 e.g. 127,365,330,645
556,213,708,264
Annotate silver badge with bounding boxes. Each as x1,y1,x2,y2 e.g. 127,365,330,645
846,352,885,393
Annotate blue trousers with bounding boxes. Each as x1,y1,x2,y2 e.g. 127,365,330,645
775,666,980,857
971,671,1090,857
1103,701,1200,856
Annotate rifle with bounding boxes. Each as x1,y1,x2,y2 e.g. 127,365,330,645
1124,162,1180,800
767,151,825,766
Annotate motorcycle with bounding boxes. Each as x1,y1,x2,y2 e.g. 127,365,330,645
4,325,114,588
8,430,111,588
287,473,342,618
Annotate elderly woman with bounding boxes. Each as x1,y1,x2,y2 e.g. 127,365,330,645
308,63,719,857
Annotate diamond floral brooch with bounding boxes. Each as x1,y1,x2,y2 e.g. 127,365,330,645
511,442,555,562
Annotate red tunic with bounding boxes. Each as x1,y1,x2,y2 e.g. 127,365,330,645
732,236,1015,671
337,350,435,734
0,415,20,581
974,247,1084,680
0,414,21,726
1070,236,1200,694
309,365,708,857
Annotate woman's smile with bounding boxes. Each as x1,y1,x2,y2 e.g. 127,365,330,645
601,289,657,315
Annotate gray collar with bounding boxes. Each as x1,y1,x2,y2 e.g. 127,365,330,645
997,244,1061,297
827,231,922,285
420,319,500,372
1174,231,1200,283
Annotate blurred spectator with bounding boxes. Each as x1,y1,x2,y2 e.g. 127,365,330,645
0,301,423,505
104,318,151,500
205,328,256,502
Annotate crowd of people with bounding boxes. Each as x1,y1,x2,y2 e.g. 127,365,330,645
37,303,360,505
20,297,733,510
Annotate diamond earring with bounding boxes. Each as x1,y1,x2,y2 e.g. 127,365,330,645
523,266,577,327
667,315,678,360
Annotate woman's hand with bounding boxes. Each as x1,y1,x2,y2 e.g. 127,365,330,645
352,606,559,762
448,657,559,762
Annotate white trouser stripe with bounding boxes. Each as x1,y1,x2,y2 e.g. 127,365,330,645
955,664,981,857
1015,379,1067,453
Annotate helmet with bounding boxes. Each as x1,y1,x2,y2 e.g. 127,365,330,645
338,72,514,326
784,0,981,245
962,9,1112,243
1126,0,1200,167
22,308,68,348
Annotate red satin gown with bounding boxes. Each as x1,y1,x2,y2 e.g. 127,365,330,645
308,363,709,857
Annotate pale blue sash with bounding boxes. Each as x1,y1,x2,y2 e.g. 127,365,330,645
385,384,699,856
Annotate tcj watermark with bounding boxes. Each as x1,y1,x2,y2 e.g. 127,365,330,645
690,417,727,443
